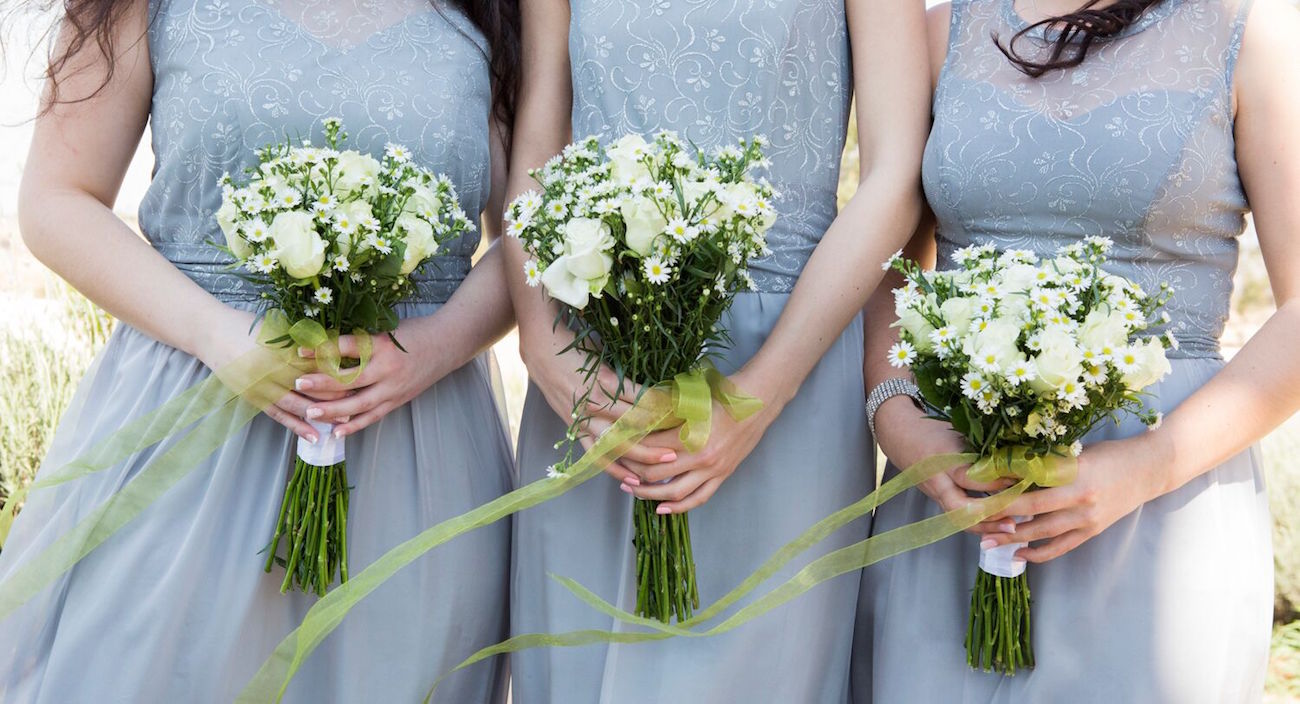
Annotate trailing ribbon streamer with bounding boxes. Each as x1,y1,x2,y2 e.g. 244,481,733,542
237,367,760,703
0,312,368,617
426,451,1076,697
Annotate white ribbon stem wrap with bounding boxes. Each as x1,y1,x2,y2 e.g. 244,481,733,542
297,419,345,466
978,516,1028,578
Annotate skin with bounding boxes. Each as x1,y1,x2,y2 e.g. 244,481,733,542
20,1,514,445
872,0,1300,563
508,0,931,513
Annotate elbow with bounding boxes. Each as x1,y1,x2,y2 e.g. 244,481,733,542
15,182,52,264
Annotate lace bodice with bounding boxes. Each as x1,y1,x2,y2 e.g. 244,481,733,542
568,0,852,292
142,0,492,303
925,0,1252,358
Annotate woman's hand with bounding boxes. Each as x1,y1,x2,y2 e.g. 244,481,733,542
195,307,331,443
618,368,784,514
873,397,1015,536
291,322,451,438
980,438,1168,562
528,345,679,485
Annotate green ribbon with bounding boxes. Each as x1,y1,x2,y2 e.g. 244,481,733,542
426,449,1077,697
966,445,1078,488
238,366,759,703
0,313,369,619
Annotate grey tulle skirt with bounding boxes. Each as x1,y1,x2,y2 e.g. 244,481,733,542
0,301,514,702
510,292,875,704
853,356,1274,703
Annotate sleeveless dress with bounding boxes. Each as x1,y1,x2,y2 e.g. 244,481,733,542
854,1,1273,701
509,1,874,702
0,1,513,701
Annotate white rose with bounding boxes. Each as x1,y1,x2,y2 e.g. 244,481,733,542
561,218,614,283
1079,309,1130,349
999,294,1032,324
716,182,756,220
269,211,326,279
681,179,722,217
540,256,592,309
1122,337,1172,391
620,196,667,256
895,307,935,353
1030,328,1084,393
965,317,1022,361
217,200,251,259
607,134,652,184
334,150,381,196
939,296,977,335
403,184,442,219
335,201,374,256
397,213,437,275
1000,263,1039,293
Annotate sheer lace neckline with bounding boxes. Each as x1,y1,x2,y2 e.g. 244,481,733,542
259,0,439,50
1001,0,1179,40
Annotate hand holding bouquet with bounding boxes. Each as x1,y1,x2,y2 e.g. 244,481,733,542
886,237,1173,674
217,118,471,595
506,132,774,622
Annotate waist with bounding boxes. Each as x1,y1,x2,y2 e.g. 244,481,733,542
152,241,470,305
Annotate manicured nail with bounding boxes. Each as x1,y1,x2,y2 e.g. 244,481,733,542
619,483,634,494
306,407,323,419
1001,522,1017,534
295,378,312,391
980,539,998,550
333,428,347,439
1012,559,1027,568
656,505,672,515
623,476,641,487
304,433,319,444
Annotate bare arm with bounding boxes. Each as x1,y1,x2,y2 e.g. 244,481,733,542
986,0,1300,561
19,1,324,439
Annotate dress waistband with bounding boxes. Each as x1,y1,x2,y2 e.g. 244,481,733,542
152,241,469,305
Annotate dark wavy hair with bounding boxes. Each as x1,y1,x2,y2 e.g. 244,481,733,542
996,0,1166,77
18,0,520,138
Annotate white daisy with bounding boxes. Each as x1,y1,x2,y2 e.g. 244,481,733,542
887,341,917,368
644,256,672,284
523,260,541,287
314,287,334,305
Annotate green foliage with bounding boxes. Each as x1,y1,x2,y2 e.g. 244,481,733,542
0,285,113,507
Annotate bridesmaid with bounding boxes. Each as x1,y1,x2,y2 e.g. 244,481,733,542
505,0,929,701
856,0,1297,700
0,0,518,700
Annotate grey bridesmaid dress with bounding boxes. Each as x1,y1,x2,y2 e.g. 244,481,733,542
0,1,513,701
855,0,1273,701
510,1,874,702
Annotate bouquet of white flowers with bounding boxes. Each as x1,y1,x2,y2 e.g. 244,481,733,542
886,237,1173,674
506,132,775,623
217,118,471,595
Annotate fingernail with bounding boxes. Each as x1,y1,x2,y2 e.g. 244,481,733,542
295,378,312,391
306,408,323,419
980,539,997,550
656,505,672,515
333,428,347,439
1001,522,1017,534
623,476,641,487
660,452,677,462
619,483,634,494
304,433,319,444
1012,558,1027,567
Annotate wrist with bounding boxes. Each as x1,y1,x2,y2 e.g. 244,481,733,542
189,304,247,364
1131,424,1181,499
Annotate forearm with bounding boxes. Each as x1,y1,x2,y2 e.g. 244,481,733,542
741,169,921,407
19,187,237,359
1143,299,1300,494
400,242,516,376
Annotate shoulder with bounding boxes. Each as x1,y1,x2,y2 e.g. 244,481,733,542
926,3,954,90
1234,0,1300,113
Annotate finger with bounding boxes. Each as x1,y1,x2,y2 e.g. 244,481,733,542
272,390,317,419
332,405,390,438
624,470,708,503
602,462,642,485
616,442,678,467
991,485,1079,522
295,366,380,394
336,334,367,359
299,388,351,403
983,510,1077,547
263,403,319,442
1017,529,1089,563
656,477,724,514
638,453,702,484
950,467,1017,494
305,388,384,423
638,429,687,456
